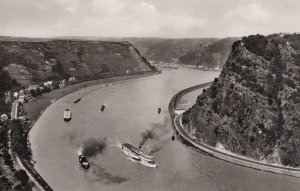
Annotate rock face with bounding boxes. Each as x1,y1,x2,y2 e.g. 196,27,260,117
0,39,155,85
183,34,300,167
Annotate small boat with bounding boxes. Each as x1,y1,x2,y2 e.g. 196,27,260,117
172,134,175,141
74,98,81,104
100,105,106,112
158,108,161,114
122,143,158,168
79,155,90,169
64,109,72,121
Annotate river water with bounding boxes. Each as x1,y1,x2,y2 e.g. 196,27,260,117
29,68,300,191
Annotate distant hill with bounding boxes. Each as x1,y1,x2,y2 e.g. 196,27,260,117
182,34,300,167
123,38,218,61
19,36,240,69
179,37,240,69
0,38,155,85
123,37,240,69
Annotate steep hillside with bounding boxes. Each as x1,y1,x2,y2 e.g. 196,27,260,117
182,34,300,167
0,39,155,85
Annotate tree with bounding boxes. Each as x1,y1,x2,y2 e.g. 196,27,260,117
3,149,13,166
30,89,36,97
0,70,19,93
52,62,70,79
10,119,32,160
36,87,42,96
14,170,29,186
52,82,60,90
43,86,51,93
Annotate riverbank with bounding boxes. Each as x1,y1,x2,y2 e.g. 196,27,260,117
169,83,300,178
24,71,158,121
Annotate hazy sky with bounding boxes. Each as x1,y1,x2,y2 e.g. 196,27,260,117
0,0,300,38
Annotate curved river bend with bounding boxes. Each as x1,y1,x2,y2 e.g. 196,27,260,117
29,68,300,191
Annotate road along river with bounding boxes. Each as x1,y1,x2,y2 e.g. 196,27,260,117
29,68,300,191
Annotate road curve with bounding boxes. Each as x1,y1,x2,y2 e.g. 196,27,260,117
169,83,300,178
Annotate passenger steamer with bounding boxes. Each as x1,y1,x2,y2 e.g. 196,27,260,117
122,143,158,168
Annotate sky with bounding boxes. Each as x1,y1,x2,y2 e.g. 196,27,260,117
0,0,300,38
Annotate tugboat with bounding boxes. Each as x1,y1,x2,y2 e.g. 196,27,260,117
79,155,90,169
158,108,161,114
100,105,106,112
74,98,81,104
122,143,158,168
64,109,72,121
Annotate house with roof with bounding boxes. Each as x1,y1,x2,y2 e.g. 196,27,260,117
27,85,39,91
69,77,76,82
1,114,8,122
43,81,53,88
18,94,26,104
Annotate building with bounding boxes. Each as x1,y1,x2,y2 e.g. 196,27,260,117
59,79,66,88
18,115,27,121
69,77,76,82
27,85,39,91
1,114,8,122
18,94,26,104
13,92,18,98
43,81,53,88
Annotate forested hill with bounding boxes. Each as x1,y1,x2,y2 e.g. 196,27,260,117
0,38,155,86
182,33,300,167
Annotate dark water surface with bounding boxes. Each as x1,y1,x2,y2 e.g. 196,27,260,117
29,68,300,191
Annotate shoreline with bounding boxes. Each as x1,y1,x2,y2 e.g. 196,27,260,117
20,71,159,191
169,83,300,178
24,71,158,121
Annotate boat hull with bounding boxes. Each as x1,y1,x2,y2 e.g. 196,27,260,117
79,155,90,169
121,143,158,168
64,117,71,121
122,144,140,160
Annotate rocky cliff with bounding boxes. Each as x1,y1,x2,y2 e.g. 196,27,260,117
0,38,155,85
182,34,300,167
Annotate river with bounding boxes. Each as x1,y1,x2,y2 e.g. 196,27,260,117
29,68,300,191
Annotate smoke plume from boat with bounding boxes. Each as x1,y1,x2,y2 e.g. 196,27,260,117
138,117,171,153
80,137,107,157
